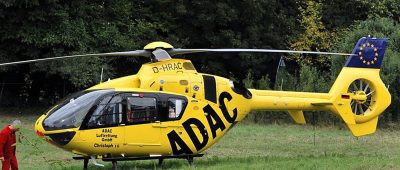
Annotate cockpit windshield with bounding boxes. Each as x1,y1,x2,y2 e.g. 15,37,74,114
43,89,114,131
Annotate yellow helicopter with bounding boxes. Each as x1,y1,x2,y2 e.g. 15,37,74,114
0,37,391,169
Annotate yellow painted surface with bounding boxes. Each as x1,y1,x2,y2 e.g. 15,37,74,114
287,110,306,124
143,41,174,50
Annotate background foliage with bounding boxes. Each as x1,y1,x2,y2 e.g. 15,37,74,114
0,0,399,125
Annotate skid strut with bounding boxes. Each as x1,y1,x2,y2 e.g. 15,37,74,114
74,154,203,169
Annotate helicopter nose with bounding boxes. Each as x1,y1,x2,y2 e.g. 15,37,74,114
34,114,47,137
34,113,77,146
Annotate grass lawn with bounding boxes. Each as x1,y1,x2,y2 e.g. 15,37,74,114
1,108,400,169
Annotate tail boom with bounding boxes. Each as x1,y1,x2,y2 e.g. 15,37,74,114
247,37,391,136
249,90,332,111
249,68,390,136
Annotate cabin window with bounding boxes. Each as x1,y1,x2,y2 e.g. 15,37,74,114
87,94,124,128
126,97,157,124
168,98,186,119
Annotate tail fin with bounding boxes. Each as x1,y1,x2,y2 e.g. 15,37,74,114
344,37,389,68
329,37,390,136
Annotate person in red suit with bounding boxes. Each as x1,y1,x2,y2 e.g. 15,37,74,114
0,120,21,170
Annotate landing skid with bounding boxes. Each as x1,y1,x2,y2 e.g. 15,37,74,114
73,154,204,170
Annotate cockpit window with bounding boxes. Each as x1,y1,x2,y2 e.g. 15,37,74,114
43,89,113,131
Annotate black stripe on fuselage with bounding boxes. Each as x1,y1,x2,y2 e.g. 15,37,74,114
202,75,217,103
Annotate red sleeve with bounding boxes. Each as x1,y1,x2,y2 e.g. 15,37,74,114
0,133,6,157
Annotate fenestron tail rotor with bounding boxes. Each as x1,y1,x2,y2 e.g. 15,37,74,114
0,41,355,66
348,79,375,116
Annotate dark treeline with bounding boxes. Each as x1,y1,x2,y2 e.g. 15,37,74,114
1,0,400,124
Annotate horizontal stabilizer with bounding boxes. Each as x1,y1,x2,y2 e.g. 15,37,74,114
288,110,306,124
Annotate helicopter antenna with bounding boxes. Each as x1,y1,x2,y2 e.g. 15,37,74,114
275,56,286,90
100,67,104,83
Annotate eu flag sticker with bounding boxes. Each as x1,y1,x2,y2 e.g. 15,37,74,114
358,42,379,65
345,37,388,69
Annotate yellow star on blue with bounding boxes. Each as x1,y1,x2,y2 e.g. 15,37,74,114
358,42,379,65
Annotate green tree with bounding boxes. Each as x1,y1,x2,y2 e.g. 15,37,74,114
0,0,166,105
290,0,337,67
360,0,400,20
148,0,301,81
0,0,302,106
320,0,369,29
297,64,330,93
257,75,271,90
243,70,254,89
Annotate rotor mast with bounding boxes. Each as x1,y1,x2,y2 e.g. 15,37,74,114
144,41,174,62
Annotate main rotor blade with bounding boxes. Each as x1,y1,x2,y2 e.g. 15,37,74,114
0,50,150,66
169,49,355,56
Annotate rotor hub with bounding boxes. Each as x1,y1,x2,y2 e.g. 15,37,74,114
353,91,367,104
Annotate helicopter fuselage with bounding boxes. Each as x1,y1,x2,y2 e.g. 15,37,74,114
35,59,254,156
34,56,390,157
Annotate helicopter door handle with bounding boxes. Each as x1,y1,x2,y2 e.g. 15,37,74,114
152,123,167,128
153,125,167,128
